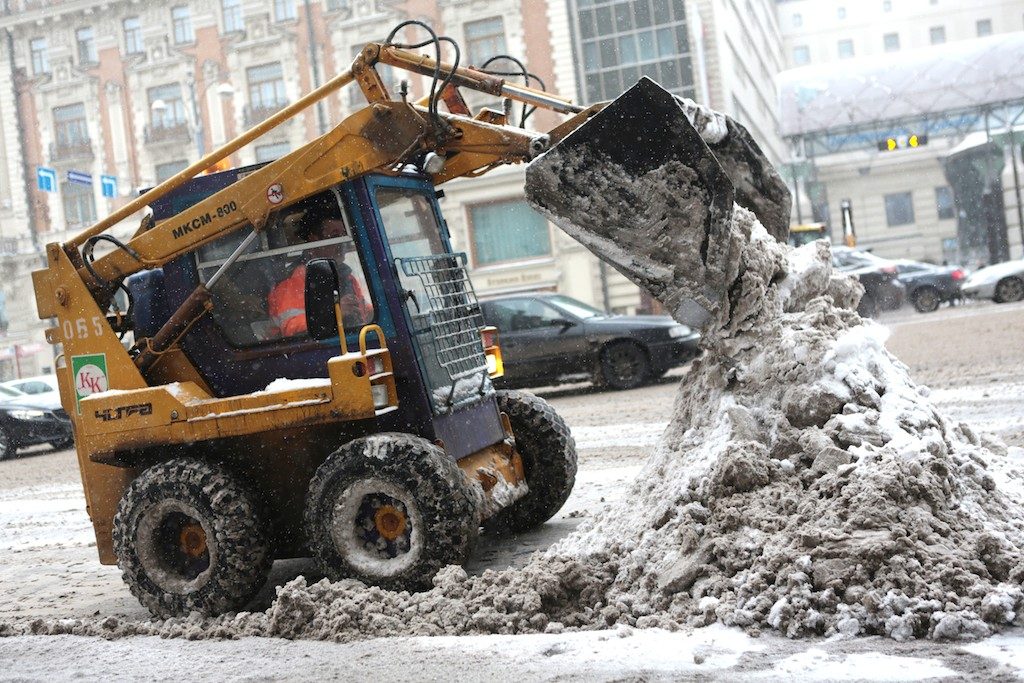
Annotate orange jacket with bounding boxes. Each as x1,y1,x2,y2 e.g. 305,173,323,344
268,264,370,337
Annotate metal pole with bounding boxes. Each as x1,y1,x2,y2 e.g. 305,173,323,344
1007,121,1024,258
302,0,328,136
188,72,205,157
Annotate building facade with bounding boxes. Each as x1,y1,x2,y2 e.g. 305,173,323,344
0,0,785,378
776,0,1024,264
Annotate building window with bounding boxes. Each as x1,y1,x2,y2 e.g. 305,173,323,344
465,17,506,66
837,6,846,20
124,17,143,54
575,0,695,104
53,103,89,152
76,27,97,64
930,26,946,44
156,160,189,183
837,39,854,59
274,0,296,21
148,84,187,128
469,199,551,266
326,0,349,10
792,13,802,28
793,45,810,65
172,6,194,44
884,192,915,227
62,181,97,228
29,37,48,75
255,142,291,163
222,0,243,31
883,0,891,10
935,187,955,220
247,62,287,111
976,19,992,36
883,32,900,52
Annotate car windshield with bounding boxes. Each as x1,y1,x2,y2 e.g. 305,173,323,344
548,294,607,319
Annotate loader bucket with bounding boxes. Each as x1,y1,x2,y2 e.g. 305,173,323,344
525,77,739,330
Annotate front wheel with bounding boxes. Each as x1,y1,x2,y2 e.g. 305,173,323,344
600,341,650,390
995,277,1024,303
857,292,877,318
304,433,481,591
486,390,577,534
112,458,273,617
911,286,941,313
49,437,74,451
0,426,15,460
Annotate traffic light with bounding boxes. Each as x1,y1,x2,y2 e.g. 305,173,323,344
878,134,929,151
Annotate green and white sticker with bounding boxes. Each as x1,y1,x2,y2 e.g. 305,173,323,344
71,353,108,413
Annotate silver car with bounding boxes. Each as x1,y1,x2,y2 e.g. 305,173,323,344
961,259,1024,303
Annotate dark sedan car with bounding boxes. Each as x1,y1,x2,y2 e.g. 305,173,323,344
0,384,73,460
480,293,701,390
831,247,906,317
894,260,968,313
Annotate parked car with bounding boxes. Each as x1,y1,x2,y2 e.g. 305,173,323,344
893,261,968,313
831,247,906,317
961,259,1024,303
479,293,701,390
1,374,59,397
0,384,74,459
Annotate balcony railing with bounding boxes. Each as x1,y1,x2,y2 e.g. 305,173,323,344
49,140,94,162
244,102,287,128
144,123,191,144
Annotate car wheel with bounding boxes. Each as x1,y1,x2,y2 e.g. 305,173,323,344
0,426,15,460
857,292,877,318
304,433,481,591
112,458,273,617
49,437,74,451
599,341,650,390
486,390,577,534
911,286,942,313
994,277,1024,303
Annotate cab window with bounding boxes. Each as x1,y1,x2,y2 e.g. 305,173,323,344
194,190,374,346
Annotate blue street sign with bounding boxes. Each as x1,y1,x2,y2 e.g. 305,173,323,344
100,174,117,198
36,166,57,192
67,169,92,186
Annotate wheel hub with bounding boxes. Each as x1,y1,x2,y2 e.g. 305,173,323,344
373,505,408,541
179,522,208,558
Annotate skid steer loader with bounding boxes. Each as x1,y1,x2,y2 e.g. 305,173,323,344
32,22,788,617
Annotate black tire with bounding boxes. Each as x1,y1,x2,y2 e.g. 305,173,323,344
857,292,877,318
304,433,481,591
0,426,16,461
112,458,272,618
49,437,74,451
911,286,942,313
486,390,577,534
600,341,650,390
994,277,1024,303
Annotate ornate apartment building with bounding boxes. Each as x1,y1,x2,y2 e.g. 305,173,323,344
0,0,783,378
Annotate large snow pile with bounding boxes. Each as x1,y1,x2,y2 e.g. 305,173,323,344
6,160,1024,644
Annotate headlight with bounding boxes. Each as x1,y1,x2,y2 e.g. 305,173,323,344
9,409,45,420
668,325,692,338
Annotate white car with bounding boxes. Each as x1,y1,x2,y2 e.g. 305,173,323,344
1,375,59,397
960,259,1024,303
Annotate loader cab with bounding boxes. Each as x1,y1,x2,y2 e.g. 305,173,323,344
135,166,504,460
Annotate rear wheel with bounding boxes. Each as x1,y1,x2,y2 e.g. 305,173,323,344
304,433,481,591
112,458,272,617
600,341,650,390
486,390,577,534
857,292,877,318
995,277,1024,303
911,286,942,313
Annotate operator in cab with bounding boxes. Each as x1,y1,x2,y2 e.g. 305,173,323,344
268,203,372,338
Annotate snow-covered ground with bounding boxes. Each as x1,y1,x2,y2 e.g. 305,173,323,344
1,300,1023,680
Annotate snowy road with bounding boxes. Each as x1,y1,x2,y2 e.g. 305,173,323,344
1,299,1023,680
